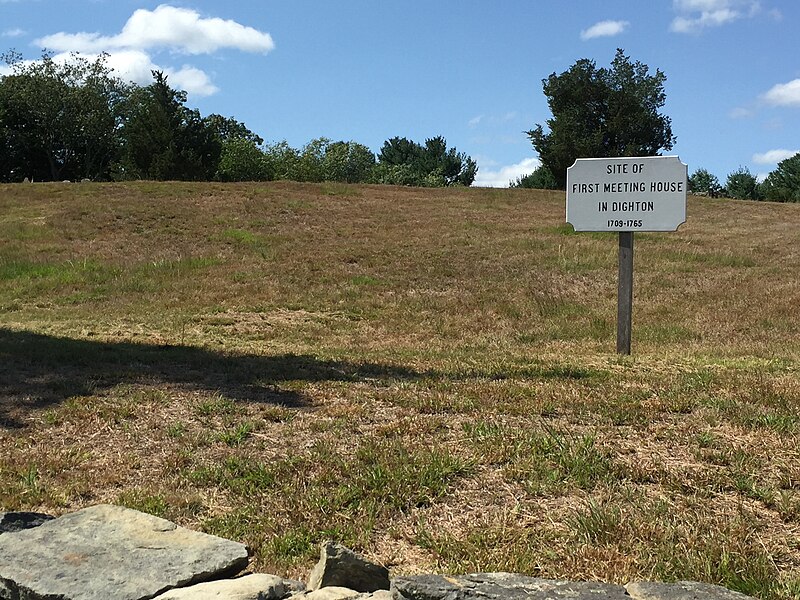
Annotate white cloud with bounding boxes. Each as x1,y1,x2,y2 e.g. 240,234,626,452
474,157,541,188
167,65,219,97
499,111,518,122
752,149,800,165
2,28,26,37
36,4,274,55
670,0,760,33
468,115,483,128
580,20,630,41
94,50,219,96
100,50,160,85
762,79,800,107
728,106,753,119
26,4,272,98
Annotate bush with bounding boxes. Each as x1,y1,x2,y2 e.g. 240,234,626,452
376,136,477,187
510,165,558,189
689,168,724,197
725,167,761,200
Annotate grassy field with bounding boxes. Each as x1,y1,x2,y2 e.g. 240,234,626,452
1,181,799,598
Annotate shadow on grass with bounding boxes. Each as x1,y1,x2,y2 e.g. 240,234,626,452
0,328,422,429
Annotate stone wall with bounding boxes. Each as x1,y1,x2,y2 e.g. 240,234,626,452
0,506,755,600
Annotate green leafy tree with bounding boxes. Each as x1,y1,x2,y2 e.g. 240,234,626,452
760,153,800,202
263,141,300,181
216,138,271,182
203,114,263,145
688,168,723,197
510,164,558,189
294,137,331,182
207,113,267,181
527,49,675,188
725,167,761,200
371,162,424,186
0,51,124,181
322,141,376,183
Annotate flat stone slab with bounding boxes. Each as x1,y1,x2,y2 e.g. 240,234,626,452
0,504,249,600
152,573,290,599
626,581,756,600
392,573,630,599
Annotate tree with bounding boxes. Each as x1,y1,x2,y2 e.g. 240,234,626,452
510,164,558,189
375,136,477,187
760,153,800,202
322,141,376,183
263,141,300,181
418,136,478,187
203,114,263,146
115,71,220,181
206,114,267,181
216,138,271,182
377,137,417,165
527,49,675,188
294,137,332,182
0,51,124,181
688,168,723,197
725,167,761,200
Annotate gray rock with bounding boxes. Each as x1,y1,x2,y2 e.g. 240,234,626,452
0,504,249,600
392,572,630,599
151,573,289,599
292,589,395,600
307,543,389,593
0,513,54,535
303,586,361,599
626,581,756,600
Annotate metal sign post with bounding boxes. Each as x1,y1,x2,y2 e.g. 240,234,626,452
566,156,687,355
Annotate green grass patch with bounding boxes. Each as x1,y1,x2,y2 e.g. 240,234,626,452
465,421,613,494
116,489,169,519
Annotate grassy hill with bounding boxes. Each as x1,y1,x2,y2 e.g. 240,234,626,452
1,181,799,598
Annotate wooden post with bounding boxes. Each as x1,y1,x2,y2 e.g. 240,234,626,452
617,231,634,355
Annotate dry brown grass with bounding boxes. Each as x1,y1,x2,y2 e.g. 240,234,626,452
1,181,799,598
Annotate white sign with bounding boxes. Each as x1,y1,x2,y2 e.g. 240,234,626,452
566,156,687,232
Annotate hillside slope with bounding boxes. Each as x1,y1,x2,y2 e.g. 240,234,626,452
1,182,799,598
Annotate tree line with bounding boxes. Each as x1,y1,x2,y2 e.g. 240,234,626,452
513,48,799,203
685,161,800,202
0,52,477,187
5,48,797,201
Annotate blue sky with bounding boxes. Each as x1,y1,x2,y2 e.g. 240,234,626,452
1,0,797,186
